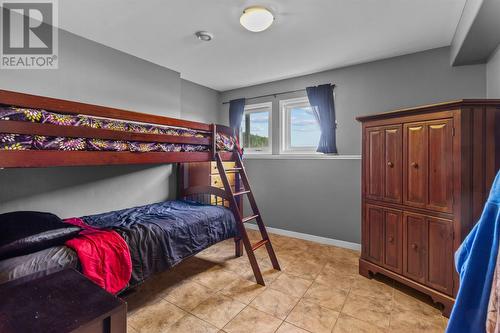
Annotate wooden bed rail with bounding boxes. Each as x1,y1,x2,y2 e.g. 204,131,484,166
0,89,237,168
0,120,210,145
181,185,233,207
0,89,235,135
182,186,232,201
0,90,211,131
0,151,235,168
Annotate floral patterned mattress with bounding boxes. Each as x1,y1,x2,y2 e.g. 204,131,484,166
0,106,236,152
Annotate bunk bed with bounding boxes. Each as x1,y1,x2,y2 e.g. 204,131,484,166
0,89,280,291
0,90,236,166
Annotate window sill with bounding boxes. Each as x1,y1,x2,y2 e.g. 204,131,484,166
242,154,361,160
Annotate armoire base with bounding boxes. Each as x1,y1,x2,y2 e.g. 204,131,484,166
359,258,454,317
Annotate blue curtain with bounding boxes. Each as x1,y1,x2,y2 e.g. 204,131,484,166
306,84,338,154
229,98,246,134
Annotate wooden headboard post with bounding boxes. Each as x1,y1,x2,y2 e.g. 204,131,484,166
211,124,217,161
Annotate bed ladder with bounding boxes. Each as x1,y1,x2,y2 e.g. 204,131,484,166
215,151,281,285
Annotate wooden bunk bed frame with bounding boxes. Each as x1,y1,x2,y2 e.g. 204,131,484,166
0,89,281,285
0,89,235,167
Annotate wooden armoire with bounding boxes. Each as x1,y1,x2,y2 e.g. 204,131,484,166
357,100,500,316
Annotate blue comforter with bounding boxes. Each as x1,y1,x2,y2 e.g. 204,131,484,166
446,171,500,333
82,200,237,287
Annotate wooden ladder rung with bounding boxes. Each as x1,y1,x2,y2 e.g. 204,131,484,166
225,167,243,172
215,151,281,285
252,239,269,251
234,190,250,196
242,214,259,223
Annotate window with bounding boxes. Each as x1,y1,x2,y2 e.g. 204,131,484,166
240,102,272,153
280,97,321,153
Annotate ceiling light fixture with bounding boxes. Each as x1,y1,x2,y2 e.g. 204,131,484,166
240,6,274,32
195,31,214,42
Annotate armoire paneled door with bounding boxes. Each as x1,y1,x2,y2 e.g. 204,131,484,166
358,100,500,317
403,119,453,213
365,125,402,203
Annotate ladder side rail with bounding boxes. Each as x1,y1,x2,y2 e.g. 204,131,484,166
234,151,281,270
216,153,265,285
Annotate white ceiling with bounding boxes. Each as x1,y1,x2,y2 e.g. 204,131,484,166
59,0,467,91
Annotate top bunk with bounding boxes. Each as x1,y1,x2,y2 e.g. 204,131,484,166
0,90,237,168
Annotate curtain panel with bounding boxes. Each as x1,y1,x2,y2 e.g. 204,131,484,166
306,84,338,154
229,98,246,134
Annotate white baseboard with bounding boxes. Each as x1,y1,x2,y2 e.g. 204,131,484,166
245,224,361,251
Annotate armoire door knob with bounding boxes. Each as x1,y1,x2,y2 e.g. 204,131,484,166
387,162,394,168
388,236,394,243
411,162,418,168
411,243,418,250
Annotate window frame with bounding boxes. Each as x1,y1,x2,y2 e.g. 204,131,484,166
239,102,272,154
279,97,321,154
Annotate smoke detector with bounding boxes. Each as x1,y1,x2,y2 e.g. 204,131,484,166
195,31,214,42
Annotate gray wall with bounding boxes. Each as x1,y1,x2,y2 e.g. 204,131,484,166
0,29,219,217
450,0,500,66
0,33,489,245
243,159,361,243
450,0,484,65
221,47,485,155
487,46,500,98
181,79,220,123
221,47,486,244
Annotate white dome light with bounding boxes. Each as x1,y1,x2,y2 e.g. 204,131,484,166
240,6,274,32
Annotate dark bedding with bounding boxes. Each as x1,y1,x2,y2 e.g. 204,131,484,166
0,211,81,260
0,106,237,152
82,200,237,287
0,246,79,284
0,201,237,288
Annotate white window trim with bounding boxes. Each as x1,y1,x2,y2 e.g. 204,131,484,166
279,96,322,155
240,102,272,155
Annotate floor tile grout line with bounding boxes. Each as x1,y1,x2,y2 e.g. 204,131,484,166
187,309,226,331
222,300,288,333
388,283,396,329
278,321,316,333
331,277,353,332
247,286,302,321
273,251,354,332
314,264,347,332
220,302,246,332
189,294,241,331
176,309,221,331
125,235,446,332
152,299,192,330
338,274,404,331
333,264,396,330
281,270,325,331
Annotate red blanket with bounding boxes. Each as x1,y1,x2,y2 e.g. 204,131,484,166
64,218,132,294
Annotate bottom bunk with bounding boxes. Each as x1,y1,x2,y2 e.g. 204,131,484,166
0,200,238,292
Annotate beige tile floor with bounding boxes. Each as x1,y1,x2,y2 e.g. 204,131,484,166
124,229,448,333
